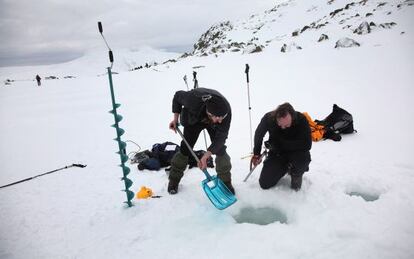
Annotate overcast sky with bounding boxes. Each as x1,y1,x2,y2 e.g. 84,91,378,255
0,0,276,67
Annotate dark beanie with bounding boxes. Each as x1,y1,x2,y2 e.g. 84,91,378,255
206,96,228,117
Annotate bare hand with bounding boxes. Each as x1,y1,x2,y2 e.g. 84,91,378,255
169,120,177,133
198,152,211,170
251,155,262,167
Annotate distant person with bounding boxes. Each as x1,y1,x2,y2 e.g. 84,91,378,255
35,74,41,86
251,102,312,191
168,87,234,195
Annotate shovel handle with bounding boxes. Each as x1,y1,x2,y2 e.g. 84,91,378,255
176,126,212,180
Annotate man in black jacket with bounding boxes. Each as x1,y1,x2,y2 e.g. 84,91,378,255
168,87,235,195
251,103,312,191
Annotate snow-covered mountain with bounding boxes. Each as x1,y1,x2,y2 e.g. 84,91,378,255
190,0,412,55
0,47,179,83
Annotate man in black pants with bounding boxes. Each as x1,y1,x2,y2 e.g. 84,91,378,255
251,103,312,191
168,87,235,195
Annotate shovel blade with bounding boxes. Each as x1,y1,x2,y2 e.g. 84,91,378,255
202,176,237,210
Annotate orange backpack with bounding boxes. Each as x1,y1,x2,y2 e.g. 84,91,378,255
303,112,325,141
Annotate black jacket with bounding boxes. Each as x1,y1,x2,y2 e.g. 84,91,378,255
172,88,231,154
253,111,311,155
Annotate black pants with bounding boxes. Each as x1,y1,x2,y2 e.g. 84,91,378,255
259,151,311,189
180,123,226,156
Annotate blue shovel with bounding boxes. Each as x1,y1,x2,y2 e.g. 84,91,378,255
176,127,237,210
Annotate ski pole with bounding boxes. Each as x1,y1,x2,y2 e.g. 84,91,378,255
0,164,87,189
193,71,199,89
243,151,267,182
245,64,253,154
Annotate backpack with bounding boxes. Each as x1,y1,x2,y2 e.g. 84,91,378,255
151,141,180,167
316,104,356,140
302,112,325,142
137,142,180,171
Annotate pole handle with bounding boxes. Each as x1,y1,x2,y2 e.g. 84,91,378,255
98,21,103,34
109,50,114,63
245,64,250,83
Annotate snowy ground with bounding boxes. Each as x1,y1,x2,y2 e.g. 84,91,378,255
1,1,414,259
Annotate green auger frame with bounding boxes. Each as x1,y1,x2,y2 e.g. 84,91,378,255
107,67,134,207
98,21,134,207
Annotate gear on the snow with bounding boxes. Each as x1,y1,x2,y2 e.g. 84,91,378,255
316,104,356,139
303,112,325,142
136,186,153,199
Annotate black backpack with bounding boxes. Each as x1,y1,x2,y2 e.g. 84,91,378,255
151,141,180,167
316,104,356,141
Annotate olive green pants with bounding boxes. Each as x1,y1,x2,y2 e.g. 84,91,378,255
169,151,232,183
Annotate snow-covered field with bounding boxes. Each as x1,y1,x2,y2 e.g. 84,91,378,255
1,1,414,258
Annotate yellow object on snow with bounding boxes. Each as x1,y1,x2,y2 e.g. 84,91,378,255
136,186,153,199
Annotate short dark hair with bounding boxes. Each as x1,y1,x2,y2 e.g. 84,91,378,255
272,102,295,120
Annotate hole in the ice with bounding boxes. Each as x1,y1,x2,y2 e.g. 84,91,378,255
232,206,288,225
347,191,380,202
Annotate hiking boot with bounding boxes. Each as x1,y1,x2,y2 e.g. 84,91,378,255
290,174,302,191
223,181,235,195
168,179,179,195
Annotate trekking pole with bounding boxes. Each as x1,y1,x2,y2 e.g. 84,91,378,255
193,71,199,89
0,164,87,189
98,21,134,207
245,64,253,154
243,150,267,182
183,75,189,90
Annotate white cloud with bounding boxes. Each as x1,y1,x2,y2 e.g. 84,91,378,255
0,0,276,66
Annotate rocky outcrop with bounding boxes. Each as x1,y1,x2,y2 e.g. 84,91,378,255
335,37,360,48
192,21,233,55
281,42,302,52
318,34,329,42
354,21,371,34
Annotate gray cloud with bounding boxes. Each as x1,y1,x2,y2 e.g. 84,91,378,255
0,0,274,67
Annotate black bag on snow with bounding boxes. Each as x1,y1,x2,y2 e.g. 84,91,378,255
137,142,180,171
316,104,356,141
150,141,180,167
